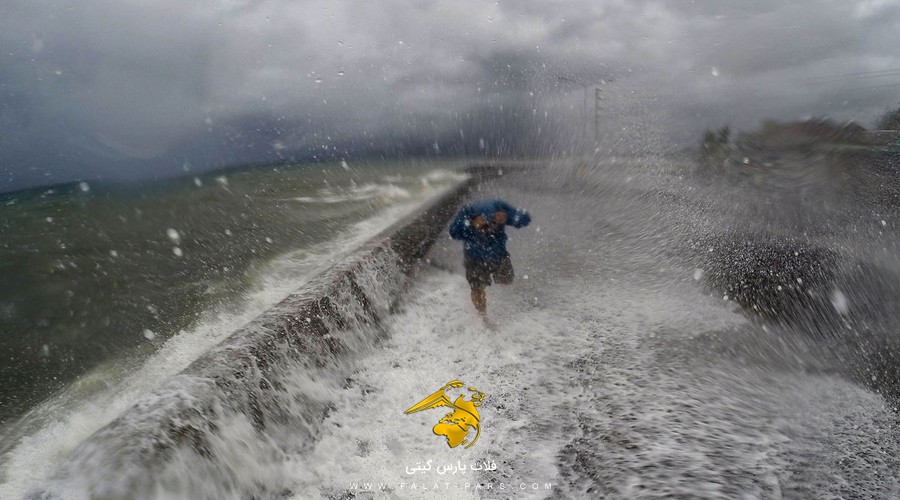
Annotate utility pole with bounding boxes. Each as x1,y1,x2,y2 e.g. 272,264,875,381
594,87,602,143
582,85,589,144
558,76,588,143
558,76,609,145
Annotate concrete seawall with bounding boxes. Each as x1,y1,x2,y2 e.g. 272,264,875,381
29,164,509,498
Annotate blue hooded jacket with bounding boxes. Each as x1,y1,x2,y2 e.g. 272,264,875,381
449,199,531,262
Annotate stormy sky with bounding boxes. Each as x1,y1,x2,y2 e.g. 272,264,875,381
2,0,900,191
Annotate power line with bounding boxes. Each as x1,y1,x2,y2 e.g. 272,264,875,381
807,68,900,82
849,81,900,91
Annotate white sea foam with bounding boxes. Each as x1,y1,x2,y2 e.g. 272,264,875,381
422,169,469,183
278,253,751,498
294,183,412,204
293,170,466,205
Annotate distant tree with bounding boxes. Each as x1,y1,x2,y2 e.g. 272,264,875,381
717,126,730,145
878,104,900,130
702,130,717,152
701,126,731,158
760,119,781,134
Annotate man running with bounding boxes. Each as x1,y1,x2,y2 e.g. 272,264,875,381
449,199,531,319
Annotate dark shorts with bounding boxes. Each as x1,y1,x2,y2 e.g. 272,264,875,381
464,255,514,289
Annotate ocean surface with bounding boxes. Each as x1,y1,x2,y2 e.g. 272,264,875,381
0,160,468,490
5,154,900,498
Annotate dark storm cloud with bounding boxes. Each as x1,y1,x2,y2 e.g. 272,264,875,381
1,0,899,191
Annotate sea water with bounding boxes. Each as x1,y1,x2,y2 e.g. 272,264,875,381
0,159,467,496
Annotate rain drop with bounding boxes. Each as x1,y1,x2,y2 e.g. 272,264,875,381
166,228,181,244
831,289,849,315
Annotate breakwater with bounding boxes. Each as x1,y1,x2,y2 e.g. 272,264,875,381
27,165,505,499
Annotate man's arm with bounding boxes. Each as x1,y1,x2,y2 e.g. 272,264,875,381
449,205,474,240
496,201,531,228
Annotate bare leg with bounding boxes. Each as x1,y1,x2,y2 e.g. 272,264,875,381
471,287,486,315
